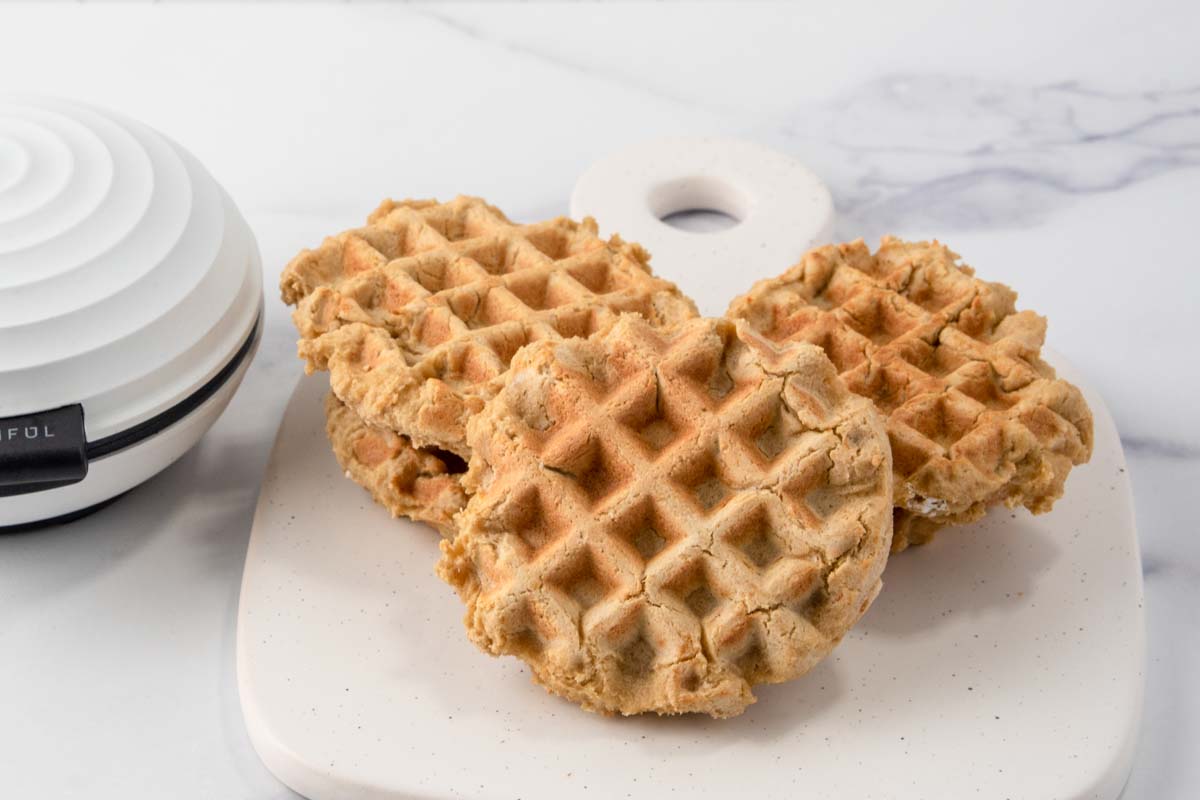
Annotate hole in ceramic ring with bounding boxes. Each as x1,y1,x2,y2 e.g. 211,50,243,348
659,208,739,233
648,176,752,234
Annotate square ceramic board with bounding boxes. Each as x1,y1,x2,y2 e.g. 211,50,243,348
237,358,1142,800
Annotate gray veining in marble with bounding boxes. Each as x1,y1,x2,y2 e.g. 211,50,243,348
773,78,1200,238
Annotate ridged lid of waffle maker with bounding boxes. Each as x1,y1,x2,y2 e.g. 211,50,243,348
0,95,262,511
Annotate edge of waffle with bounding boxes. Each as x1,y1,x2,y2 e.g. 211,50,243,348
281,196,698,457
324,392,467,537
727,237,1093,551
438,315,893,717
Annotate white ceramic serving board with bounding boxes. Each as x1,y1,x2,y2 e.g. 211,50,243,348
238,140,1143,800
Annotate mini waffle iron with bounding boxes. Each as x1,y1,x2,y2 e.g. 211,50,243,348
0,96,262,531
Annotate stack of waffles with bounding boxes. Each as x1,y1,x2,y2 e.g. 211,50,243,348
282,197,697,535
281,197,1093,718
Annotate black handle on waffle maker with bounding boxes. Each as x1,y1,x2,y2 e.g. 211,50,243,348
0,405,88,497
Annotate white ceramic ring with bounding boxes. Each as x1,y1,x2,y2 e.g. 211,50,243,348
570,137,834,316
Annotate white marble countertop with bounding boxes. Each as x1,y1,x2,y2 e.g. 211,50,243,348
1,3,1196,798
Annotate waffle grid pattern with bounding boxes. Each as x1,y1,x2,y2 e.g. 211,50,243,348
441,317,891,717
282,196,697,455
727,238,1092,550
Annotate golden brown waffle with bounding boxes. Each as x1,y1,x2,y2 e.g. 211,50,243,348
438,315,893,717
727,238,1093,551
281,196,698,460
324,393,466,537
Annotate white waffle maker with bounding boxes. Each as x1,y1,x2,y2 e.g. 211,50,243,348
0,96,262,531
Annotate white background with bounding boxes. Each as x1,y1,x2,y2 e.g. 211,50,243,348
0,2,1197,798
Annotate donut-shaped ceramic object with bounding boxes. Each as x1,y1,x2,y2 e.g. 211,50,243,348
570,137,834,316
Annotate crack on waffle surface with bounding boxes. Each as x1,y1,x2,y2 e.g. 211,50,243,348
727,237,1093,551
323,393,467,537
280,196,698,458
438,316,893,718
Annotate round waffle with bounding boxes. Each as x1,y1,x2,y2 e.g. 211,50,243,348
438,315,892,717
727,237,1093,551
281,196,698,459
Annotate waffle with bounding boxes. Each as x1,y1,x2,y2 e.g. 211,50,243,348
281,196,698,460
727,238,1093,551
438,315,893,717
324,393,466,537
